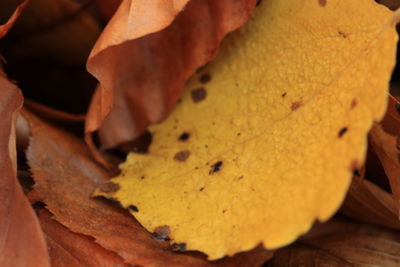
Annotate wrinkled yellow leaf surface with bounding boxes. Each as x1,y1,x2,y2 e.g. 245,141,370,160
96,0,398,259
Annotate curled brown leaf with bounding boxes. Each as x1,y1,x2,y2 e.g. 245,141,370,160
0,76,50,267
0,0,29,39
86,0,257,159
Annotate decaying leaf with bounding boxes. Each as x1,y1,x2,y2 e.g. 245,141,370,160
25,110,272,266
1,0,100,116
341,95,400,229
357,96,400,216
369,125,400,213
24,99,85,123
96,0,399,259
270,218,400,266
379,0,400,10
39,209,131,267
381,95,400,135
86,0,257,152
342,178,400,230
0,0,29,39
0,77,50,267
0,0,101,64
95,0,121,20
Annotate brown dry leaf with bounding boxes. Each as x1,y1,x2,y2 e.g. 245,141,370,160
95,0,121,20
0,0,101,64
86,0,257,153
379,0,400,10
341,95,400,229
0,77,50,267
39,209,131,267
341,178,400,230
25,110,272,266
369,125,400,213
24,99,85,123
1,0,100,117
0,0,29,38
380,95,400,136
270,218,400,266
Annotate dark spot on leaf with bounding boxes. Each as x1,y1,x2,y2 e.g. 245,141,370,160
281,92,287,98
131,131,152,154
338,31,347,38
318,0,326,7
349,160,361,177
237,176,244,180
353,169,361,177
171,243,187,252
199,187,204,191
222,209,227,213
256,0,263,6
99,182,119,194
396,103,400,114
196,65,206,73
237,132,241,136
291,101,302,111
351,99,357,109
152,225,170,241
205,144,208,148
178,132,190,141
209,161,223,174
174,150,191,162
199,73,211,83
338,127,348,138
140,175,145,179
191,88,207,103
128,205,139,212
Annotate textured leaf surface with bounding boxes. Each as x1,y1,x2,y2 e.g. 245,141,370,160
341,95,400,229
39,209,131,267
86,0,257,155
270,218,400,266
97,0,399,259
0,77,50,267
342,178,400,230
369,125,400,211
25,110,271,266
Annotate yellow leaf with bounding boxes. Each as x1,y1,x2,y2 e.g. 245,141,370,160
95,0,399,259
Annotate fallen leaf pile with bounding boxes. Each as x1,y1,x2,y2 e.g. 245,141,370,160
1,0,400,266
